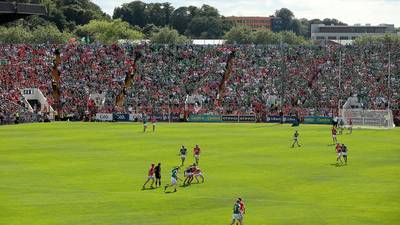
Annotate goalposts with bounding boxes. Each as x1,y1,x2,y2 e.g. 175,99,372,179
339,97,395,129
340,108,395,129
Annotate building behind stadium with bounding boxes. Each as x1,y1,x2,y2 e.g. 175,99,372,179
311,23,396,41
225,16,283,31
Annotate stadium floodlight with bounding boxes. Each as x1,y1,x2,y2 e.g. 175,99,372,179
340,97,395,129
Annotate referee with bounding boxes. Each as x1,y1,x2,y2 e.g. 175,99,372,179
154,163,161,187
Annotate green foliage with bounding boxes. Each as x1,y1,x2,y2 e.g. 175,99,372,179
321,18,347,26
297,18,310,38
0,24,73,44
143,2,174,27
354,33,400,46
150,26,189,44
142,24,160,39
113,1,148,27
61,0,109,27
0,25,33,44
113,2,230,38
278,31,310,45
186,16,229,38
225,26,310,45
76,19,143,44
31,25,74,44
170,7,191,34
251,29,280,45
224,26,252,44
274,8,295,32
273,8,345,38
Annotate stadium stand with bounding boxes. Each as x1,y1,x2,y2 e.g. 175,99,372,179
0,43,399,124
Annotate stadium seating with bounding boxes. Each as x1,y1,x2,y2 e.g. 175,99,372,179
0,43,399,123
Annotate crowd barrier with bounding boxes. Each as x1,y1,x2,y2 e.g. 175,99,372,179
95,113,335,125
95,113,180,122
188,114,222,122
303,116,332,124
265,116,298,124
222,115,256,123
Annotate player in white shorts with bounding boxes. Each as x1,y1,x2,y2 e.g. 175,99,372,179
230,199,243,225
142,163,155,189
164,167,180,192
194,167,204,183
180,145,187,166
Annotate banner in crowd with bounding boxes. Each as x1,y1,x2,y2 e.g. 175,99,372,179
129,114,142,121
222,115,256,122
150,114,181,122
113,113,130,122
96,113,113,121
303,116,332,124
265,116,298,124
188,114,222,122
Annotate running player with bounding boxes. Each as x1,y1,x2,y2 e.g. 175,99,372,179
229,199,243,225
193,144,201,165
143,115,148,133
180,145,187,166
342,144,348,165
336,143,343,164
164,166,180,193
142,163,155,189
151,116,157,132
154,163,161,187
332,126,338,144
194,166,204,183
183,164,195,186
332,116,338,128
291,130,300,148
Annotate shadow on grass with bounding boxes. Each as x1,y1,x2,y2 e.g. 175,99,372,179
141,187,157,191
330,163,347,167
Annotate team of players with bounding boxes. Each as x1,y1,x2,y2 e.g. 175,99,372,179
143,116,157,133
292,122,351,165
331,124,351,165
142,119,353,223
142,145,204,192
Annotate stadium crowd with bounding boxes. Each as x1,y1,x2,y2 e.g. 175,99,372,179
0,43,399,124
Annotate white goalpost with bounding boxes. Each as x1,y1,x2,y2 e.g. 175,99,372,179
339,97,395,129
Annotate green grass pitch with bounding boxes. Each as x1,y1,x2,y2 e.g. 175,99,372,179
1,122,399,225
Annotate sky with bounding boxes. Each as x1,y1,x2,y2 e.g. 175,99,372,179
92,0,400,27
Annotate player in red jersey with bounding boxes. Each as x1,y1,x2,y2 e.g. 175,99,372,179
142,163,155,189
348,119,353,134
183,164,196,186
151,116,157,132
236,198,245,225
332,127,338,144
335,143,343,164
193,144,201,165
193,166,204,183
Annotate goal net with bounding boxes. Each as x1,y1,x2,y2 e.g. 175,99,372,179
340,97,395,129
